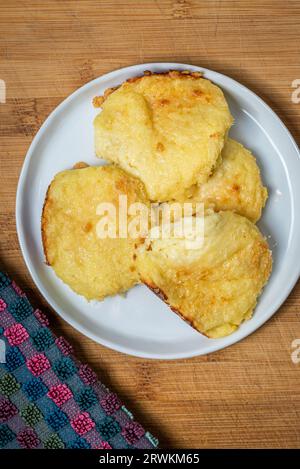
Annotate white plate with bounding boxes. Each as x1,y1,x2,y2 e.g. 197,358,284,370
16,63,300,359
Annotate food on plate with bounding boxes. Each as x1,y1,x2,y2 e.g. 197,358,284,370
93,70,233,202
40,68,273,342
172,138,268,223
42,165,148,300
136,211,272,338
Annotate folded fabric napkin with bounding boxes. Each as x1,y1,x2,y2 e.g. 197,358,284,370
0,272,158,449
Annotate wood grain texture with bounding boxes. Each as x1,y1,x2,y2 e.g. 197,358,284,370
1,0,300,448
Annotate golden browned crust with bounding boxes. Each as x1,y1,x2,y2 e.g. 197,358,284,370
126,69,202,83
93,85,120,107
72,161,89,170
92,96,105,108
41,184,51,266
93,69,203,107
142,278,205,335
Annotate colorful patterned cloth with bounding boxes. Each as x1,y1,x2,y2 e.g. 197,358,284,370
0,272,158,449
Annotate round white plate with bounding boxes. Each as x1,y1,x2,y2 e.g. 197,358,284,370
16,63,300,359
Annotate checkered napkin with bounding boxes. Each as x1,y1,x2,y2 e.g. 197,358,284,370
0,272,158,449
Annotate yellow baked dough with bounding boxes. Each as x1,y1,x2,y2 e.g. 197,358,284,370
173,138,268,222
42,165,148,300
94,70,233,202
136,211,272,338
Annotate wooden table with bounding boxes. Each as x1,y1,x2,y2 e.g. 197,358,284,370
1,0,300,448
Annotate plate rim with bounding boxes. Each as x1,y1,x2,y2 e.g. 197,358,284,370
16,62,300,360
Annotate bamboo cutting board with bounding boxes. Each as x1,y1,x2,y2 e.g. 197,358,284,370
1,0,300,448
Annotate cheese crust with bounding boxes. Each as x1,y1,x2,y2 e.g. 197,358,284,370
137,211,272,338
94,70,233,202
172,138,268,222
42,165,148,300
